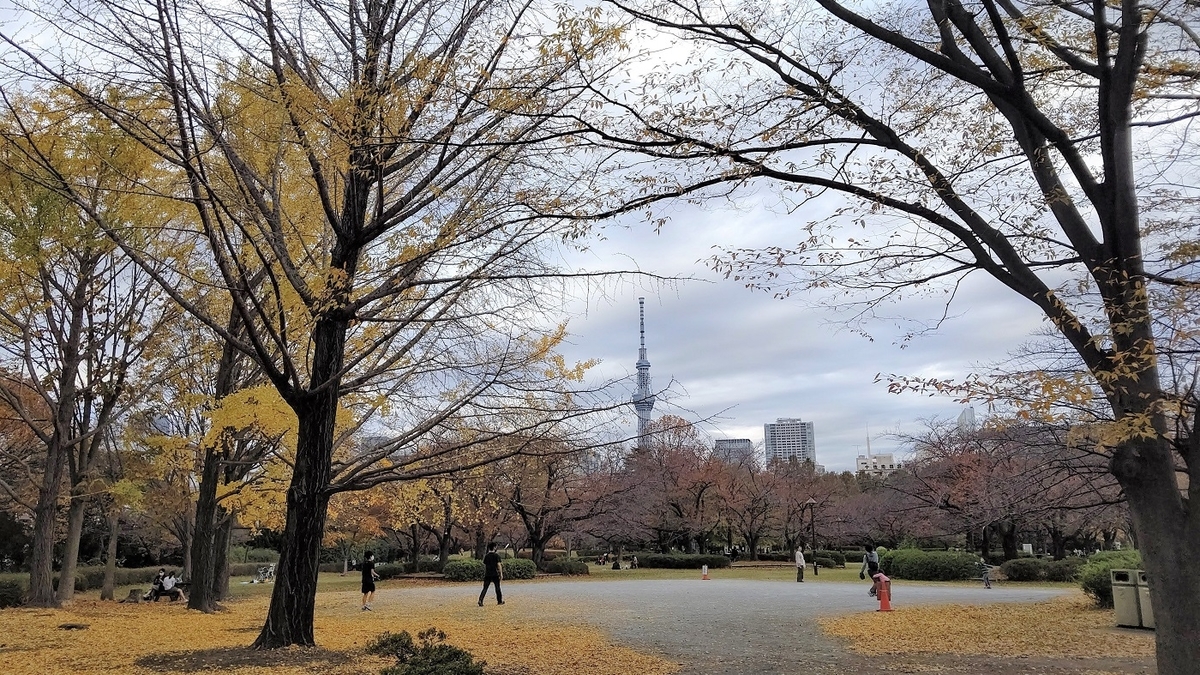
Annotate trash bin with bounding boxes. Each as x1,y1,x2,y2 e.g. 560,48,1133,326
1136,570,1155,629
1111,569,1141,628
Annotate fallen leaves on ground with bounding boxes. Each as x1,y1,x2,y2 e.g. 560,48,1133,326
818,594,1155,658
0,587,678,675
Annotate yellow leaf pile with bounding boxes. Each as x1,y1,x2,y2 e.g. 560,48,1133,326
818,594,1155,658
0,587,679,675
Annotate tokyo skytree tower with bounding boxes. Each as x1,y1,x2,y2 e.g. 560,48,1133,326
632,297,656,447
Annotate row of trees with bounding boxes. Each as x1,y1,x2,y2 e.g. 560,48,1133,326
334,414,1133,567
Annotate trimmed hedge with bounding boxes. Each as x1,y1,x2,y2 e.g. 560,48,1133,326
999,556,1087,582
504,559,536,579
443,559,484,582
441,557,536,582
814,557,837,569
880,549,977,581
1047,557,1085,582
0,580,22,608
1079,551,1141,607
1000,558,1047,582
57,565,169,592
638,554,731,570
230,562,267,577
814,550,846,567
542,559,589,575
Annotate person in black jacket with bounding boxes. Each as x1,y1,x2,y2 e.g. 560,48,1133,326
361,551,379,611
478,543,504,606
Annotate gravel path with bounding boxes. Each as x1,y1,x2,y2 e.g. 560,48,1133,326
388,578,1112,674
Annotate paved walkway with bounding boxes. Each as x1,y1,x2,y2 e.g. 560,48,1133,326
387,578,1106,674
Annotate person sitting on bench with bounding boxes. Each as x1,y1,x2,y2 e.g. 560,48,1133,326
157,572,186,602
146,568,166,601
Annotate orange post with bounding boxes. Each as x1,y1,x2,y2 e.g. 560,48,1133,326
874,573,893,611
701,564,710,580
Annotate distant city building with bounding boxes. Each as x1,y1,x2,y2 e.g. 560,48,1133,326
763,418,816,464
714,438,755,465
631,298,656,448
957,406,977,432
856,453,901,478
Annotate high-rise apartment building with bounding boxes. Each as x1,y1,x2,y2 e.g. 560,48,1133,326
763,418,816,464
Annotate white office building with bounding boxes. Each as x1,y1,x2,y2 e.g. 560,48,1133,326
763,418,816,464
856,453,902,477
714,438,756,465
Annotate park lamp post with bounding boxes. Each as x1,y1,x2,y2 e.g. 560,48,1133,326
805,497,817,574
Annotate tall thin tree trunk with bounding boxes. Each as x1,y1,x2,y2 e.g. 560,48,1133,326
473,526,486,559
189,444,224,611
26,439,68,607
100,510,120,601
213,512,233,601
55,493,88,603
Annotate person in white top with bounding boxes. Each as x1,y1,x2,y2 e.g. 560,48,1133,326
159,572,186,602
795,547,806,582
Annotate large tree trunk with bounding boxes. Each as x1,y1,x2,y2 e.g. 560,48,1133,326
100,511,120,601
55,493,89,603
1115,434,1200,675
252,390,337,649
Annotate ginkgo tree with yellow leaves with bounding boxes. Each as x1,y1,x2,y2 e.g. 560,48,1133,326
0,95,186,607
2,0,625,647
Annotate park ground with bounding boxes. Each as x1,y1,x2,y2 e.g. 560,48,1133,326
0,565,1156,675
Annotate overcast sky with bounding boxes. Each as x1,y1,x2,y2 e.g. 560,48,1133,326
555,199,1050,473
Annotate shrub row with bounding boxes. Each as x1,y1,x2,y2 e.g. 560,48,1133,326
998,557,1086,582
1079,551,1141,608
637,554,732,570
230,562,267,577
229,546,280,563
814,550,846,567
542,559,589,575
441,558,537,582
0,580,22,608
879,549,977,581
814,557,838,569
55,565,169,592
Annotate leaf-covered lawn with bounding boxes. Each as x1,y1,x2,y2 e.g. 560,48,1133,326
0,586,678,675
818,594,1155,658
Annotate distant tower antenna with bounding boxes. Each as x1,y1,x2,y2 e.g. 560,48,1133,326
632,298,656,448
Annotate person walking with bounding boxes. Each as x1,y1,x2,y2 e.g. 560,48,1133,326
859,547,880,596
794,546,806,582
479,543,504,606
361,551,379,611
